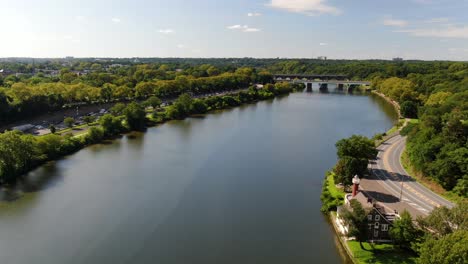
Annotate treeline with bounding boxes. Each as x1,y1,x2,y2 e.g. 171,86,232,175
372,63,468,197
0,82,297,184
266,60,463,80
0,65,273,124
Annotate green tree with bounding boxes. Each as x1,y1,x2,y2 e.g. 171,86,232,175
168,93,193,119
418,230,468,264
0,131,37,183
99,114,122,136
401,101,418,118
123,102,146,130
191,99,208,114
64,117,75,128
84,127,104,144
334,135,377,185
333,156,368,186
49,124,56,134
390,211,422,250
143,96,162,109
336,135,377,159
110,103,126,116
83,115,96,124
341,199,369,249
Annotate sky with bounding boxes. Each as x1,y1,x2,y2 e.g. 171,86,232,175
1,0,468,60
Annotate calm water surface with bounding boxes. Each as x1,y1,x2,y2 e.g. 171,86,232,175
0,92,397,264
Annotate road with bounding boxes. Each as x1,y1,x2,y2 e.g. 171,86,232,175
366,134,453,216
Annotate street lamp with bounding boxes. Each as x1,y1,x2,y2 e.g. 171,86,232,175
352,175,360,197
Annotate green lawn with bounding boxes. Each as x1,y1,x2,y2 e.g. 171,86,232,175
407,118,419,124
327,172,345,198
348,241,417,264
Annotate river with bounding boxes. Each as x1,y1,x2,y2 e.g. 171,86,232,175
0,91,398,264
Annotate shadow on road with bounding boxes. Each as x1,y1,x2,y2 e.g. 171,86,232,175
367,169,416,183
361,190,400,204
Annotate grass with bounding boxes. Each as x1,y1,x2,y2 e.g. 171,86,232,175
327,172,346,198
347,241,417,264
407,118,419,124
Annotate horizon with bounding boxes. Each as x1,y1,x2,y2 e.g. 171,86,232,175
0,56,467,62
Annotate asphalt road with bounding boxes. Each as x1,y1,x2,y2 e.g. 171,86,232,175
369,135,454,215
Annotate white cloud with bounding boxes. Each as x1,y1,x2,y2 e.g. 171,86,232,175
319,42,327,46
268,0,341,16
248,12,262,17
75,15,85,21
244,27,261,32
227,25,261,32
158,29,175,34
177,44,185,49
111,18,121,23
424,17,449,24
395,25,468,39
227,25,243,29
383,18,408,27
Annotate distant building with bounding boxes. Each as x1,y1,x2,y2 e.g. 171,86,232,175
393,57,403,61
317,56,327,60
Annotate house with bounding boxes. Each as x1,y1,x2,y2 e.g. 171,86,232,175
336,176,397,243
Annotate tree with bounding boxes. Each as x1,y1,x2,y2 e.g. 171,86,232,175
135,82,156,98
123,102,146,130
110,103,126,116
418,230,468,264
64,117,75,128
49,124,56,134
0,131,37,183
84,127,104,144
143,96,162,109
333,156,368,186
389,211,422,250
341,199,369,249
336,135,377,160
401,101,418,118
191,99,208,114
169,93,193,119
334,135,377,185
417,201,468,238
83,115,96,124
99,114,122,135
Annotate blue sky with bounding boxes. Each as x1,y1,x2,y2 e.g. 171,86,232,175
1,0,468,60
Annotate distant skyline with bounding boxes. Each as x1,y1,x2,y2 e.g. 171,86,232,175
1,0,468,60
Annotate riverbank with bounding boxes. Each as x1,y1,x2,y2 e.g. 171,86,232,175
0,85,297,185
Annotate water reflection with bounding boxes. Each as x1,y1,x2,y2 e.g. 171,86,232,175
0,92,397,264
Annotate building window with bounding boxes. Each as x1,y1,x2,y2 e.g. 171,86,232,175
368,224,372,230
374,230,379,237
375,222,380,229
382,224,389,231
375,215,380,221
367,215,372,221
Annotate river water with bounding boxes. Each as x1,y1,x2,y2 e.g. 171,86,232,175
0,91,397,264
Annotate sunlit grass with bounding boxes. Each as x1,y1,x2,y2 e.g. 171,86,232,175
347,241,417,264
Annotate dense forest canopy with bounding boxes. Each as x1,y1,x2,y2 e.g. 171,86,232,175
0,58,467,196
